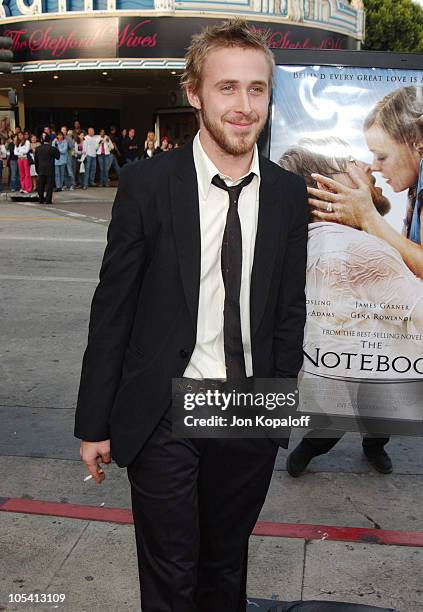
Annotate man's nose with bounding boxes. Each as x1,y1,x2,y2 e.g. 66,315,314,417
356,160,372,174
235,90,253,114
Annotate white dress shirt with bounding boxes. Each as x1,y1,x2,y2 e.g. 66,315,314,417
184,131,261,379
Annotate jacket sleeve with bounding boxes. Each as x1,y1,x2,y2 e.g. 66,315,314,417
34,147,39,173
273,174,309,379
74,163,149,441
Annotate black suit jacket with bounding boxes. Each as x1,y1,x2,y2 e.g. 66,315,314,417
74,142,308,467
35,143,60,176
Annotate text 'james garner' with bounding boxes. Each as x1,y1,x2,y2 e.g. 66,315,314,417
184,415,311,428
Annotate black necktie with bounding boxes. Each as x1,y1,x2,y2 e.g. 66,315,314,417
212,172,255,379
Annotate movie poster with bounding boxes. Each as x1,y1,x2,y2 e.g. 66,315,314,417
270,66,423,425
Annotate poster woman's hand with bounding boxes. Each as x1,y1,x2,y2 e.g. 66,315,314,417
307,165,378,231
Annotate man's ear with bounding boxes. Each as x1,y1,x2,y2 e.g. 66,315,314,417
185,86,202,111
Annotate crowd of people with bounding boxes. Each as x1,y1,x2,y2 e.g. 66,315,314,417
0,122,181,196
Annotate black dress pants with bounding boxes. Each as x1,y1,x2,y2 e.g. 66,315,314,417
38,174,54,204
127,415,278,612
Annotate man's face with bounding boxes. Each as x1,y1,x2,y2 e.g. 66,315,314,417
129,129,135,138
88,128,94,136
187,46,271,156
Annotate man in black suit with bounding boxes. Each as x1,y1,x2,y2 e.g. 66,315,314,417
75,20,308,611
35,133,60,204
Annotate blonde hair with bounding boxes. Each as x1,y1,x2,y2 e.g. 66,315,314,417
181,18,275,95
364,86,423,147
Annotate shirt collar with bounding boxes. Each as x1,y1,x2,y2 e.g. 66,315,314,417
193,130,260,200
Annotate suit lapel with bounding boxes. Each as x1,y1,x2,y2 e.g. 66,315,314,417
250,157,283,337
170,143,201,329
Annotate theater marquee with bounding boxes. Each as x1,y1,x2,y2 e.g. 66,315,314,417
0,15,357,70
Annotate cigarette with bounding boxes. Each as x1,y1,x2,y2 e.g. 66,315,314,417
83,469,104,482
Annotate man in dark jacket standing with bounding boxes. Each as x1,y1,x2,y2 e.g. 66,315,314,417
121,128,140,163
35,133,60,204
75,20,308,612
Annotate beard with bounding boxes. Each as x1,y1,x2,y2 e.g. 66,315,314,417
199,104,266,156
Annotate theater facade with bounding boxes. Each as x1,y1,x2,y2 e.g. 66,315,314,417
0,0,364,140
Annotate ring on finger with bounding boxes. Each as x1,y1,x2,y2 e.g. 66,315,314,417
326,202,333,213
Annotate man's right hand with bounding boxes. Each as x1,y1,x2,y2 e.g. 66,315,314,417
80,439,111,484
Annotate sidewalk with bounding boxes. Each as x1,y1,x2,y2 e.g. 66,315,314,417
1,197,423,612
1,449,423,612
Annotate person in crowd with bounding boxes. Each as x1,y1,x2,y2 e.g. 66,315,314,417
155,135,170,154
53,132,68,192
23,129,30,141
14,132,32,193
108,126,121,179
68,130,78,180
144,130,156,150
96,128,114,187
35,133,60,204
43,126,54,143
29,134,40,193
74,131,86,188
60,126,75,190
73,120,82,136
122,128,140,163
82,127,100,189
14,126,22,136
279,137,423,475
76,19,308,611
7,134,20,192
0,137,7,192
142,139,157,159
309,85,423,279
116,128,127,165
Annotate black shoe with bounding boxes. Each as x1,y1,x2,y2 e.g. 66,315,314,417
363,449,393,474
286,442,315,477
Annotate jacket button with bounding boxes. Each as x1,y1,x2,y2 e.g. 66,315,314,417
180,349,189,359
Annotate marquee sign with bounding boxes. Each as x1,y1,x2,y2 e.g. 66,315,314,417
0,16,356,65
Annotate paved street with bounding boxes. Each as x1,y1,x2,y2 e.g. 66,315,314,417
0,189,422,612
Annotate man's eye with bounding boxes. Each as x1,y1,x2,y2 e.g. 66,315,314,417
221,85,234,92
250,87,264,94
377,156,386,162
